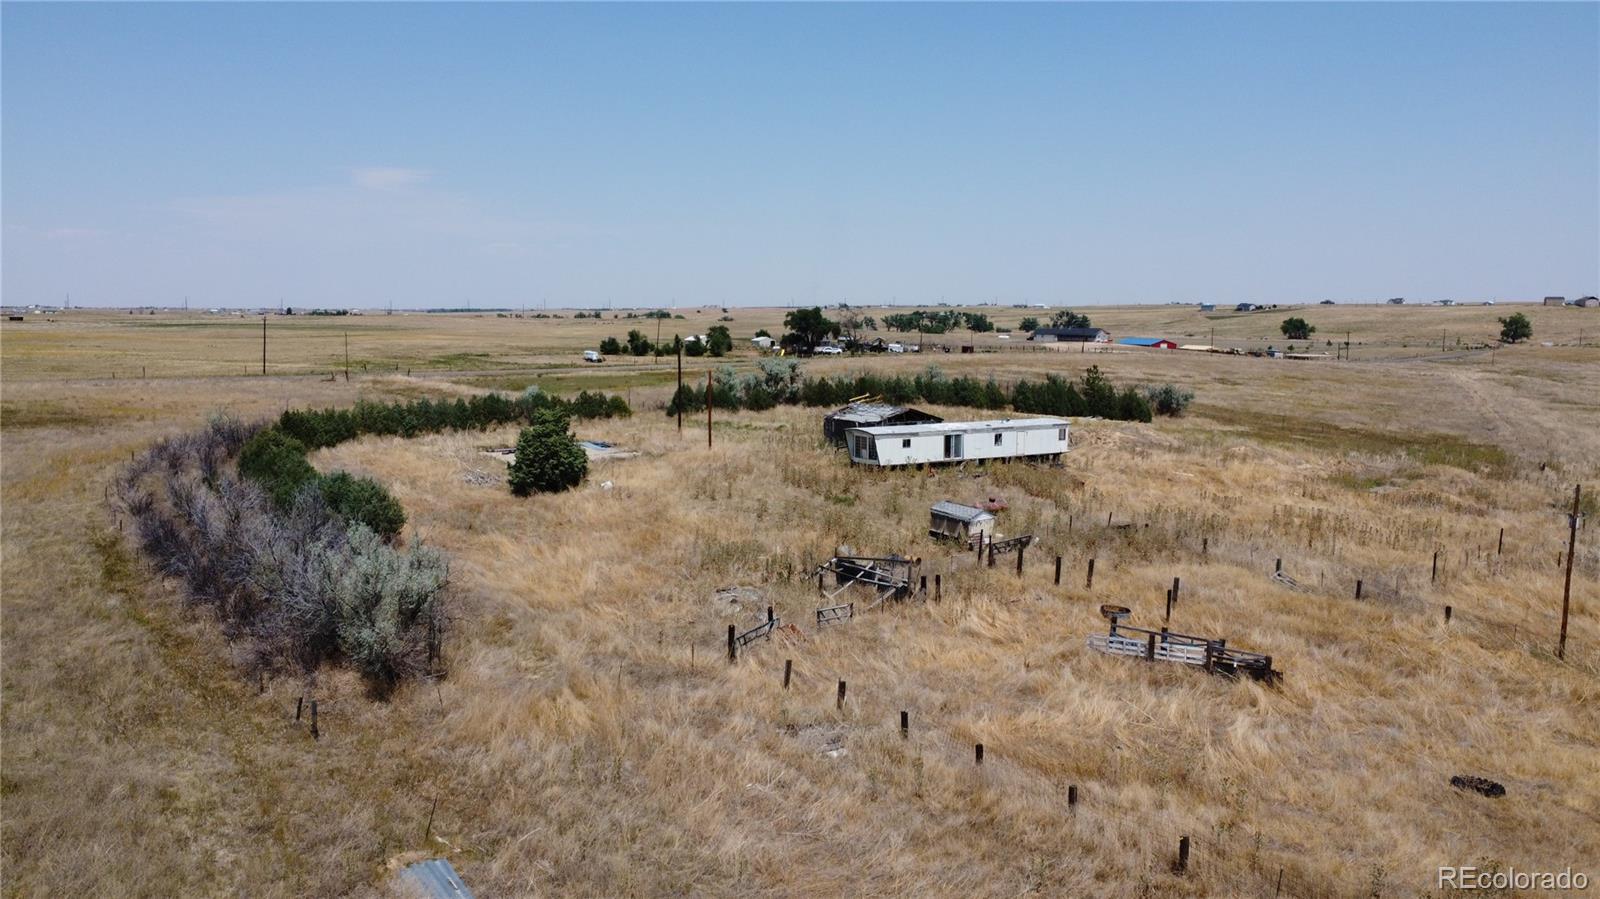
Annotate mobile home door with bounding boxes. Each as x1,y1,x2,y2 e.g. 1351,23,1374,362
943,434,962,460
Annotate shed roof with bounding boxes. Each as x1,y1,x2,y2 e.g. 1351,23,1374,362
828,402,921,423
931,500,995,523
1116,337,1172,347
849,417,1068,438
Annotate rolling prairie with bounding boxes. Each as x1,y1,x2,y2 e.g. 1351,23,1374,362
2,305,1597,897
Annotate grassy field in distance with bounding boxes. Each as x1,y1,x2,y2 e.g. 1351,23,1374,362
2,304,1597,896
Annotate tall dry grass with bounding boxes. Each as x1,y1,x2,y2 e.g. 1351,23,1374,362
2,317,1597,897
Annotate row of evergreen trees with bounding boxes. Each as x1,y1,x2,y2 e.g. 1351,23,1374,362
278,388,630,449
667,363,1167,423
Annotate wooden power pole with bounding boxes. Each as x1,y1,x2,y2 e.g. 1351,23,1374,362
706,370,713,448
676,339,683,432
1559,484,1581,660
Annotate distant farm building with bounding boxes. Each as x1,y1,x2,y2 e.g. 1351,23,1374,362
1198,303,1216,312
1029,327,1110,343
928,501,995,543
1387,297,1406,305
823,402,942,446
1544,296,1567,307
845,418,1069,467
750,335,775,349
1116,337,1178,349
1235,303,1262,312
1575,296,1599,308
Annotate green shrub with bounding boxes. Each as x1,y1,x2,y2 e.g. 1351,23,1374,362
238,429,319,507
508,409,588,496
1145,383,1195,416
320,471,407,539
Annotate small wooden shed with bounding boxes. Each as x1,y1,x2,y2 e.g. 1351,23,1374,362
823,402,942,446
929,500,996,543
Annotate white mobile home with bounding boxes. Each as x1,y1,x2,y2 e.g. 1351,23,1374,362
845,418,1069,467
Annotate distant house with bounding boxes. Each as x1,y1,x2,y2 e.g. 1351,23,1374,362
1234,303,1261,312
1116,337,1178,349
1575,296,1599,308
1029,327,1110,343
1198,303,1216,312
750,335,775,349
928,500,996,544
1544,296,1567,307
823,402,942,446
1387,297,1406,305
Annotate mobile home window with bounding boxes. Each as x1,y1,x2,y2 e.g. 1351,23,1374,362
902,438,911,448
994,433,1003,446
1058,428,1066,440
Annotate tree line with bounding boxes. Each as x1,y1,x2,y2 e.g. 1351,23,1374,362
666,361,1190,422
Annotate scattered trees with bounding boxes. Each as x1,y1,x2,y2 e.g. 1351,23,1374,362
706,325,733,356
1280,317,1316,340
508,409,588,496
782,306,841,352
277,388,628,450
319,471,407,540
1498,312,1532,344
1018,316,1040,332
598,336,622,355
238,429,318,508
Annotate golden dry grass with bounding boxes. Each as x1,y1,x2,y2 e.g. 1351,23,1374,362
2,308,1597,897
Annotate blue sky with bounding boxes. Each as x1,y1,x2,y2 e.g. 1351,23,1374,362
3,2,1596,308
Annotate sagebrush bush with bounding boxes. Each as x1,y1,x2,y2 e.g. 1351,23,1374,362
1145,383,1195,417
119,416,447,691
508,409,588,496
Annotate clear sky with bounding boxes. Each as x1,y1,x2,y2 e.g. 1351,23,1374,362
3,2,1596,309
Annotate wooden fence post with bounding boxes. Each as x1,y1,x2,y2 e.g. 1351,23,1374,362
1171,576,1180,606
1559,484,1580,661
727,625,736,662
836,680,847,710
1086,558,1095,589
975,743,984,765
1274,558,1282,574
1355,580,1363,599
1165,590,1172,622
935,574,942,600
920,575,927,594
1202,536,1208,557
295,696,303,721
900,710,909,739
1016,545,1024,576
1173,836,1190,874
783,659,792,689
988,543,996,568
1054,556,1062,586
1432,550,1439,584
310,700,319,741
1444,605,1453,624
1067,785,1078,807
1146,633,1157,661
1497,527,1504,555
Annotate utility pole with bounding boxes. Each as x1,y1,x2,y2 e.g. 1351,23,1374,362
676,338,683,432
344,330,350,382
1558,484,1581,660
706,370,713,449
261,317,267,374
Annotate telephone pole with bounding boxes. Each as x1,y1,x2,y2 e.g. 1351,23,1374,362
344,330,350,382
706,371,713,449
261,317,267,374
676,339,683,432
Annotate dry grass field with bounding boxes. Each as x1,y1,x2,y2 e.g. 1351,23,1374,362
3,304,1597,897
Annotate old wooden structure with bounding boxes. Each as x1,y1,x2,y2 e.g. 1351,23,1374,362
816,555,918,607
1086,606,1279,682
929,500,996,543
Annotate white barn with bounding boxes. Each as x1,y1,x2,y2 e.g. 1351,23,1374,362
845,418,1069,467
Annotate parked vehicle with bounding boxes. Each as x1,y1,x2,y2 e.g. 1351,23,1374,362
582,350,603,363
815,345,844,355
887,343,905,353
